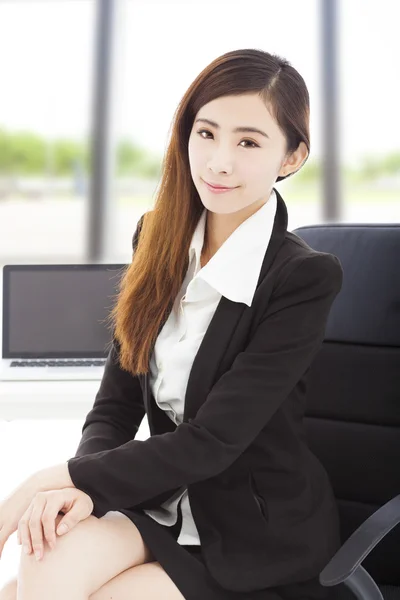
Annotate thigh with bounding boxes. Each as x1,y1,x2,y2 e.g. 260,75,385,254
18,511,155,597
91,561,185,600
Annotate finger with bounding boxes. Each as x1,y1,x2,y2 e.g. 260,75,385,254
28,495,47,561
18,503,34,557
56,494,90,537
42,503,64,551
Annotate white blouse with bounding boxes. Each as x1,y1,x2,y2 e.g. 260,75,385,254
143,189,278,544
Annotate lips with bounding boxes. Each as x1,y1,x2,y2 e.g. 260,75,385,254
204,180,236,190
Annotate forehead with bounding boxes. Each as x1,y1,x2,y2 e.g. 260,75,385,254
196,93,277,128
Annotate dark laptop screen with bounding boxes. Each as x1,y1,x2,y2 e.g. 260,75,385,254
2,264,126,359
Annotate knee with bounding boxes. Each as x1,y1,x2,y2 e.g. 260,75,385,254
15,517,100,597
0,578,17,600
18,515,99,574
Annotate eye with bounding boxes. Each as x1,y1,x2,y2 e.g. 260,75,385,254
196,129,259,149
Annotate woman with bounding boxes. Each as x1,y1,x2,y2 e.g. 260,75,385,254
0,48,343,600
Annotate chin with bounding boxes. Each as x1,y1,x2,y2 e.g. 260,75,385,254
202,203,243,215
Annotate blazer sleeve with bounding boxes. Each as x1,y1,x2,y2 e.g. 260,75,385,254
72,213,147,461
66,252,343,516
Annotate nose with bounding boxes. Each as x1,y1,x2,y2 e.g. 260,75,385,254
206,145,234,175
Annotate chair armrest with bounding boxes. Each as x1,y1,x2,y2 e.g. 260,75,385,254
320,494,400,586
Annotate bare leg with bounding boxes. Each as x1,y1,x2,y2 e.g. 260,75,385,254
91,561,186,600
11,511,154,600
0,579,17,600
0,562,187,600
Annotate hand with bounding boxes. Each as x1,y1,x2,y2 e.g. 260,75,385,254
17,488,94,561
0,463,74,560
0,476,41,559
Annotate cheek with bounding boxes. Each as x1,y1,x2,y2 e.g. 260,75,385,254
248,155,279,181
241,160,267,184
188,139,202,170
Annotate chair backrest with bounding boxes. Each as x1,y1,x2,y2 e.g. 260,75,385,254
292,222,400,587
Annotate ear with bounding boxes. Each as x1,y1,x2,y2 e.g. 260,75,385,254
278,141,309,178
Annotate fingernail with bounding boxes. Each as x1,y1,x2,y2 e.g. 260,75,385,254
35,550,41,561
57,524,68,535
23,546,30,555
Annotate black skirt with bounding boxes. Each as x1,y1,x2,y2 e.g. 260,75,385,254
117,499,335,600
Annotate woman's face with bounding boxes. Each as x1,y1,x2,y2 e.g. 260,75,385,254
188,93,304,215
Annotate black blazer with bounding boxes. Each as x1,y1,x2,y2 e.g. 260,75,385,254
67,188,344,594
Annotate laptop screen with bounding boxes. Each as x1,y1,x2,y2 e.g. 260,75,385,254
2,264,126,359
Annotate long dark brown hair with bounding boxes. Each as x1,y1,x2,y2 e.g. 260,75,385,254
108,48,311,376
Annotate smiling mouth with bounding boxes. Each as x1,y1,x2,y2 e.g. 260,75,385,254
203,179,238,190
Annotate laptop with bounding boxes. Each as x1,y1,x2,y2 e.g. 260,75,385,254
0,263,127,381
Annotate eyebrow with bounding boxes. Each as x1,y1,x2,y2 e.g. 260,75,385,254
194,117,270,139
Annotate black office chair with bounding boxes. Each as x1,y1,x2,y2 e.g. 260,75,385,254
292,222,400,600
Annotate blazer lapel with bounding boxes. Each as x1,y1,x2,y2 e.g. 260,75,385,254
143,187,288,426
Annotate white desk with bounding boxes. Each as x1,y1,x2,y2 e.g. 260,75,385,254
0,380,101,421
0,379,151,443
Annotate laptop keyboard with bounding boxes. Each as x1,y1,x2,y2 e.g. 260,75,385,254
10,359,106,368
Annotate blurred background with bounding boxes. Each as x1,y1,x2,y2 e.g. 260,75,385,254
0,0,399,584
0,0,399,265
